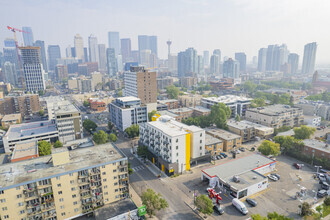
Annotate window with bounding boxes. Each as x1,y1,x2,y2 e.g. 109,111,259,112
104,192,108,195
17,194,22,199
200,140,202,143
58,191,63,195
176,153,178,156
3,215,9,219
115,195,119,199
102,172,106,175
69,173,73,176
70,180,74,184
61,212,66,216
200,146,202,150
114,176,117,180
114,182,118,186
113,169,117,172
2,207,7,211
16,186,21,190
20,210,25,214
73,201,78,205
0,190,3,194
18,202,24,207
104,185,108,189
57,184,61,187
103,179,107,182
56,176,60,180
176,146,178,150
0,199,6,203
105,198,109,202
72,194,77,198
71,187,76,191
176,139,178,143
74,208,79,212
115,189,118,192
59,198,64,202
102,165,106,168
60,205,64,209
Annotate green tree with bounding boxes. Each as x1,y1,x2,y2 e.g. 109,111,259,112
38,141,51,156
128,162,133,175
267,212,293,220
324,196,330,206
108,133,117,142
83,100,90,107
235,114,241,122
137,145,149,158
299,202,313,216
273,126,291,136
53,140,63,148
38,90,45,96
258,140,280,156
117,90,123,97
251,98,266,108
195,195,213,215
274,136,304,154
93,130,108,145
125,124,139,138
39,109,44,116
251,214,268,220
83,119,97,133
210,103,231,130
148,110,159,121
166,85,180,99
293,125,316,140
141,188,168,217
108,121,114,131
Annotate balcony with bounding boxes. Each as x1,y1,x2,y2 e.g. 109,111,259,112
78,179,90,185
24,194,39,202
79,187,90,193
37,183,51,189
118,163,127,169
41,203,55,211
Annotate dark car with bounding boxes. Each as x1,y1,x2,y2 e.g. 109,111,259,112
213,205,224,215
320,169,329,173
240,147,246,152
246,198,257,207
271,173,280,180
251,147,256,151
321,182,329,190
220,153,228,158
293,163,302,169
317,190,328,198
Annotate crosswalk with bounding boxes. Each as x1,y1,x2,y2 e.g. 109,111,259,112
132,165,145,172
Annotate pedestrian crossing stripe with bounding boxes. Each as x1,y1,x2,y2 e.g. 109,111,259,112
132,166,145,172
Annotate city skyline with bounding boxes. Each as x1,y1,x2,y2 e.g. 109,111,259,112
1,0,330,65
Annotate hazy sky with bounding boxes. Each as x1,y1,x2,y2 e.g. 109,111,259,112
1,0,330,64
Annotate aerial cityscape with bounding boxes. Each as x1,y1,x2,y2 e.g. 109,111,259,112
0,0,330,220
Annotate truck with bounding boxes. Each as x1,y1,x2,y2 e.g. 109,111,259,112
232,198,248,215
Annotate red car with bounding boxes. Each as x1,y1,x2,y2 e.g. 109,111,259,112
293,163,302,169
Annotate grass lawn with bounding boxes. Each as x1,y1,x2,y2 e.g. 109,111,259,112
323,205,330,217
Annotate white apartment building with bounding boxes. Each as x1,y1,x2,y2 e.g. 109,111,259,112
139,116,205,175
201,95,252,118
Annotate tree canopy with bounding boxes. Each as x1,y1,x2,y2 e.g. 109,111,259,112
195,194,213,215
125,124,139,138
93,130,108,145
251,212,293,220
293,125,316,140
305,92,330,102
108,121,114,131
53,140,63,148
166,85,180,99
38,140,51,156
299,202,313,216
273,136,304,154
83,119,97,133
83,100,90,107
141,188,168,217
148,110,159,121
258,140,281,156
108,133,117,142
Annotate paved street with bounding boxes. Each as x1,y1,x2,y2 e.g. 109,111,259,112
115,139,202,220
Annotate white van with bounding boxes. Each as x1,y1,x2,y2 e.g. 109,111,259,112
232,198,248,215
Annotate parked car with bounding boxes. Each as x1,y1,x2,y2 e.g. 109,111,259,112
240,147,246,152
321,182,329,190
317,189,328,198
267,174,278,181
320,169,329,173
293,163,302,169
219,155,224,159
213,205,224,215
216,155,221,160
236,150,241,154
220,153,228,158
251,147,256,151
246,198,257,207
271,173,280,180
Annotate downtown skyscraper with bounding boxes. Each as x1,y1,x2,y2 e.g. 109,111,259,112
98,44,107,72
301,42,317,74
88,35,99,64
265,44,288,71
20,46,45,92
178,48,198,78
210,54,220,74
108,32,120,56
47,45,61,71
258,48,267,72
138,35,158,58
34,40,48,72
121,38,132,62
74,34,84,61
106,48,118,76
22,27,34,46
223,58,240,79
235,52,246,73
288,53,299,74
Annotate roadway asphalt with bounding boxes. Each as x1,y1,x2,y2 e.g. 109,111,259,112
115,139,201,220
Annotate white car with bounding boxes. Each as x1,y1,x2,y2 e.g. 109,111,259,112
267,174,278,181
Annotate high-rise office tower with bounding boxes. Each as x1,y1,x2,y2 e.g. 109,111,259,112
258,48,267,72
266,45,275,71
120,38,132,62
197,55,204,75
149,53,158,68
203,51,210,67
131,50,139,63
106,48,117,76
66,45,72,57
3,38,20,81
266,44,288,71
223,58,240,79
47,45,61,71
88,35,99,65
149,36,158,57
4,38,16,47
22,27,34,46
98,44,107,72
71,47,76,58
108,32,120,56
210,54,220,74
235,52,247,73
124,66,157,105
84,47,89,62
0,52,3,69
167,40,172,58
138,35,158,61
20,46,45,92
213,49,221,73
34,40,48,72
288,53,299,74
177,48,198,78
168,54,178,73
74,34,84,61
301,42,317,74
140,49,151,68
3,62,17,85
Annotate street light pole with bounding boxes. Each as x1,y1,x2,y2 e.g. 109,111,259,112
315,165,322,174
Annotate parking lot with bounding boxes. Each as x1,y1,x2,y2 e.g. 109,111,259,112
169,151,323,219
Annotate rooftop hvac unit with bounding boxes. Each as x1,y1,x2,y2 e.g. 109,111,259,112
233,175,240,183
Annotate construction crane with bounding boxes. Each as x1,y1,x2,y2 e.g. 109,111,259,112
6,26,30,87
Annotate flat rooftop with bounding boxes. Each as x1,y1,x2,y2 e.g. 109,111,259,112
202,153,275,189
205,127,241,140
117,96,140,102
240,120,274,132
224,170,266,191
303,139,330,153
170,107,193,114
227,120,254,130
95,198,137,220
158,110,179,118
189,106,211,113
276,129,294,137
247,104,302,116
158,99,178,104
202,95,252,104
205,134,222,146
11,141,38,161
0,143,126,190
2,113,21,122
4,120,58,141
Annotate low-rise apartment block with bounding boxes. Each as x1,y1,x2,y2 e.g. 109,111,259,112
302,139,329,160
304,115,321,127
109,97,148,131
237,120,274,138
3,120,59,153
1,113,22,128
205,134,223,156
0,143,129,220
0,94,40,117
205,128,242,152
227,120,255,143
139,116,205,174
246,104,304,129
201,95,252,118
